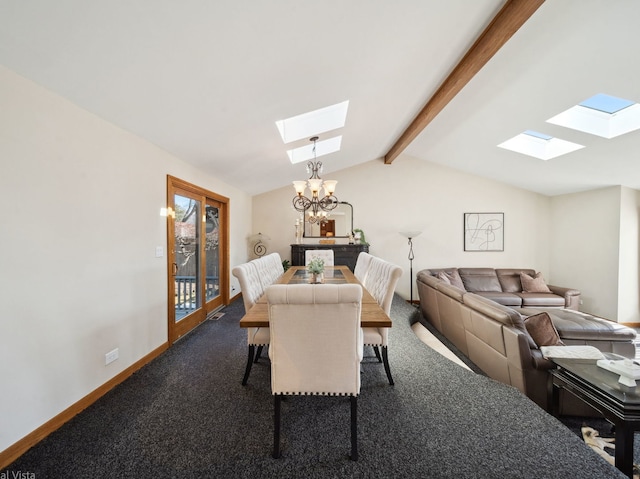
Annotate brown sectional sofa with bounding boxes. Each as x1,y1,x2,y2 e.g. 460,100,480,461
456,267,581,309
416,267,637,414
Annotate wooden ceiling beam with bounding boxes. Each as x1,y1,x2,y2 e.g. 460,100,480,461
384,0,545,164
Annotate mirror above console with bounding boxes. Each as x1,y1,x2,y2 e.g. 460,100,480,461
303,201,353,238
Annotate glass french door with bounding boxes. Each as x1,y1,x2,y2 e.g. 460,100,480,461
168,176,228,343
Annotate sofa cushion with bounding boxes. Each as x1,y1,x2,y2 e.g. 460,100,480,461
474,291,522,306
437,269,466,290
524,312,564,347
520,272,551,293
516,307,637,342
516,293,565,308
458,268,502,292
496,269,536,293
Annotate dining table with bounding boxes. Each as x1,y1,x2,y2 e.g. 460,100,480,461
238,265,392,329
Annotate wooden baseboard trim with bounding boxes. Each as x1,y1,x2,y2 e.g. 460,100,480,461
230,291,242,304
622,322,640,328
0,342,169,470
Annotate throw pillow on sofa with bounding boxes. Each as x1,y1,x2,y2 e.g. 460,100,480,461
437,270,466,290
524,312,564,347
520,272,552,293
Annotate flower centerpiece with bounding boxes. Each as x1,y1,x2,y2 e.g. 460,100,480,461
307,256,325,284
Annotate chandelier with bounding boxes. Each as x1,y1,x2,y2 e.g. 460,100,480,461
292,136,338,224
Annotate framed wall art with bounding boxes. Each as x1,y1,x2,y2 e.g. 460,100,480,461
464,213,504,252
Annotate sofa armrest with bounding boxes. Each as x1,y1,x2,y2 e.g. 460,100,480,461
503,328,555,372
503,326,536,371
547,285,581,310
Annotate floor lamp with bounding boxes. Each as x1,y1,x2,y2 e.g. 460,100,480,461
400,231,422,306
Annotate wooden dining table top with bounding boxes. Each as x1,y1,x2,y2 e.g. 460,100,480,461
239,265,392,328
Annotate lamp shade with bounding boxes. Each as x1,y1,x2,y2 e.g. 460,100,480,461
400,231,422,239
308,178,323,195
292,181,307,195
322,180,337,196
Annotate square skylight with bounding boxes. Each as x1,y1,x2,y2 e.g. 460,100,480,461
497,130,584,160
287,136,342,164
276,101,349,144
547,93,640,139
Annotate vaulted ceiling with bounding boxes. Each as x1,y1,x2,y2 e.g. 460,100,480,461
1,0,639,196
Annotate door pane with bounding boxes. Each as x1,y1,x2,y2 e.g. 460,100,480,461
205,204,220,303
174,194,201,322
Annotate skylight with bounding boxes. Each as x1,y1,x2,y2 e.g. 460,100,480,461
276,101,349,144
547,93,640,139
497,130,584,161
287,136,343,164
580,93,634,113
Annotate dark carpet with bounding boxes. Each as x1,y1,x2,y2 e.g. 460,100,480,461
416,310,640,468
1,296,625,478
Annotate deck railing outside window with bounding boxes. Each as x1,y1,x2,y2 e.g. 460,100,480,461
175,276,219,312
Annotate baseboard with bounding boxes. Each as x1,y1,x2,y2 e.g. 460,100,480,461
622,322,640,328
230,291,242,304
0,342,169,470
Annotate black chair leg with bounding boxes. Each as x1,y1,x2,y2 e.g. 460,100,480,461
382,346,394,386
254,345,264,363
273,395,282,459
350,396,358,461
373,346,382,363
242,345,255,386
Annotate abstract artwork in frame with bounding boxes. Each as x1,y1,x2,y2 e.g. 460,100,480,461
464,213,504,252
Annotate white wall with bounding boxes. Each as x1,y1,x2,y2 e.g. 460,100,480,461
618,187,640,323
0,66,252,452
255,160,640,323
549,186,621,319
253,156,551,300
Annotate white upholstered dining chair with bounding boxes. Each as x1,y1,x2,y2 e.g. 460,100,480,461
266,252,285,277
232,261,270,385
362,256,402,385
251,253,285,363
267,283,363,460
255,252,284,291
304,249,334,267
353,251,373,283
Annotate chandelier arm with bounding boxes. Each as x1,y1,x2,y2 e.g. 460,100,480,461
310,197,321,217
292,195,311,213
319,195,339,211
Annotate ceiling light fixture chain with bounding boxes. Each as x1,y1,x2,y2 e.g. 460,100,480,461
292,136,338,224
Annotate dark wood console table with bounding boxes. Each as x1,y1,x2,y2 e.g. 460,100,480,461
290,243,369,272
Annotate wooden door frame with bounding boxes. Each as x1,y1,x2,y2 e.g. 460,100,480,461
167,175,230,344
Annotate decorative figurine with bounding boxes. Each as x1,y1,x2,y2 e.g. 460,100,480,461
295,218,302,244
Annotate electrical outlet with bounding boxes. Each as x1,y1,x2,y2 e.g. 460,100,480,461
105,348,119,365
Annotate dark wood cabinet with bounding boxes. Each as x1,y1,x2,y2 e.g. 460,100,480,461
290,244,369,272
